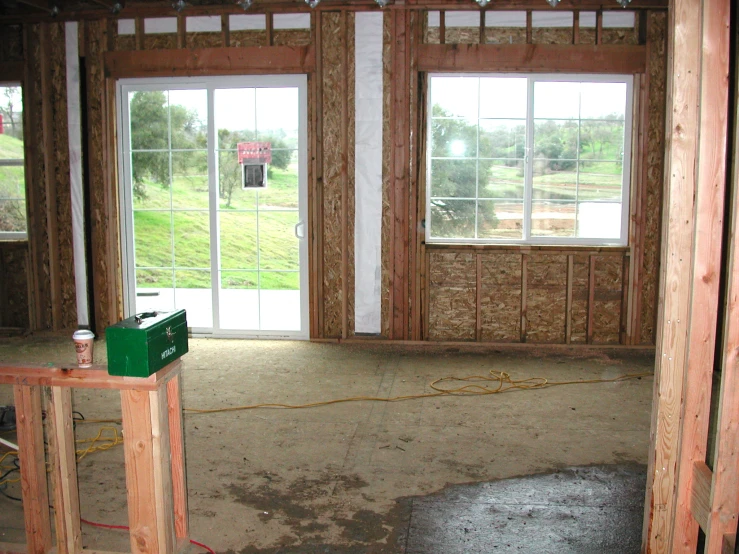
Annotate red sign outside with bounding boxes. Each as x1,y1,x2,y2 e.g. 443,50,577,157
237,142,272,164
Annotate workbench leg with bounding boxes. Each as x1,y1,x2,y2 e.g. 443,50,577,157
167,375,189,543
121,387,176,554
13,385,52,554
47,386,82,554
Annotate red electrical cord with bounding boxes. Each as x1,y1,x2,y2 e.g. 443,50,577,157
80,517,217,554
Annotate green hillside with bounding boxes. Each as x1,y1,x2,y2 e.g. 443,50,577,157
0,134,24,159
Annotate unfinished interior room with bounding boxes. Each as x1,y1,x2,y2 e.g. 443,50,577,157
0,0,735,552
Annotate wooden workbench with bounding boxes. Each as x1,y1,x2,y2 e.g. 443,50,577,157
0,359,189,554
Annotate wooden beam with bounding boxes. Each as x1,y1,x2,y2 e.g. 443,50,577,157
595,10,603,45
439,10,445,45
149,385,176,553
586,255,595,344
566,255,573,344
572,11,579,44
167,375,189,541
221,13,230,47
340,9,348,340
176,14,185,48
520,254,527,342
266,12,273,46
475,253,482,342
13,385,52,553
418,44,647,74
314,11,324,338
105,46,316,78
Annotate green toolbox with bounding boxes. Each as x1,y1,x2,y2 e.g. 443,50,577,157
106,310,188,377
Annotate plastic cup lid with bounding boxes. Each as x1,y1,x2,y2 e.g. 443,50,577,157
73,330,95,340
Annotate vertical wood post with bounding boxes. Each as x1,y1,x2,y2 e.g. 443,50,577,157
13,385,52,554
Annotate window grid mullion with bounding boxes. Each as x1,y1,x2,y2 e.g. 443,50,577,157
524,77,535,242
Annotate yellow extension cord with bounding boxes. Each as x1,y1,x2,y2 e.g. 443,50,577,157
0,369,652,488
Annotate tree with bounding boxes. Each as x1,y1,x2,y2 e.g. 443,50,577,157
129,91,203,200
429,106,497,238
0,86,21,139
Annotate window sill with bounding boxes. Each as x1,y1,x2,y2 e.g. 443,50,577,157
424,243,630,254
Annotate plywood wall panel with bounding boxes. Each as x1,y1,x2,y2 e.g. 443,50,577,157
593,255,622,344
445,28,480,44
531,28,572,45
50,22,77,330
230,30,266,47
115,34,136,51
273,30,311,46
602,28,639,45
0,245,30,328
321,12,344,338
186,33,222,48
480,253,521,342
485,28,527,45
381,11,392,339
428,252,476,340
526,253,567,343
144,34,178,49
640,11,667,345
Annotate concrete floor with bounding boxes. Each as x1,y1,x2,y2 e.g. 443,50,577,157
0,337,654,553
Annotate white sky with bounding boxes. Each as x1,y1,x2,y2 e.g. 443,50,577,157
0,86,23,113
431,77,627,121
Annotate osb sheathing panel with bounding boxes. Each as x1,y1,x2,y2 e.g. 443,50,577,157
86,20,114,328
321,12,344,337
602,27,639,45
428,252,476,341
571,254,589,343
0,246,29,328
486,28,527,45
26,24,53,330
480,253,521,342
640,11,666,345
144,33,178,49
187,32,223,49
531,28,572,45
114,34,136,51
230,30,267,47
347,12,356,337
381,11,391,338
1,25,23,60
593,256,622,344
273,30,312,46
445,28,480,44
50,22,77,330
526,253,567,343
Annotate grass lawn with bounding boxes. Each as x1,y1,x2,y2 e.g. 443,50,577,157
133,162,300,290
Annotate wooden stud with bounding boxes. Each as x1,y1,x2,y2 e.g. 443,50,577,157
595,10,603,45
690,461,711,533
424,251,430,340
417,44,647,74
642,0,717,549
572,11,579,44
315,11,324,338
135,17,143,50
475,253,482,342
439,10,445,45
40,23,62,331
340,9,349,340
121,388,161,554
586,255,595,344
48,386,83,554
221,13,230,47
520,254,527,343
13,385,52,553
106,17,116,52
408,10,421,341
266,12,273,46
478,9,485,45
525,10,532,44
565,254,573,344
167,375,189,540
177,15,185,49
620,254,630,344
149,385,175,553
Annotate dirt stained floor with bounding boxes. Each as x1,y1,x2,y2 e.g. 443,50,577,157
0,337,655,552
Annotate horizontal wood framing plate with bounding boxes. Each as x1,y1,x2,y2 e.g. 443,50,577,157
104,45,315,78
418,43,646,74
0,62,24,82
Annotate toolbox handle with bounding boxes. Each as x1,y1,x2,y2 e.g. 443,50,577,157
134,311,159,324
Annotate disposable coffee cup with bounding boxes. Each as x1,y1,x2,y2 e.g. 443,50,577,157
72,330,95,368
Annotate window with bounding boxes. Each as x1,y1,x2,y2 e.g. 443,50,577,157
0,84,26,240
426,74,632,245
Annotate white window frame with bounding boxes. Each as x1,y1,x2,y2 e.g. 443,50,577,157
0,81,27,241
425,73,633,246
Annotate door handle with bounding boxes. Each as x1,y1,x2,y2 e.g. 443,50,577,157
294,220,306,239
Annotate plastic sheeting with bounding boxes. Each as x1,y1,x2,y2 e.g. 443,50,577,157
65,22,89,327
354,12,383,334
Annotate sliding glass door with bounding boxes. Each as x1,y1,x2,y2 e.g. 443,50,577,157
118,76,308,337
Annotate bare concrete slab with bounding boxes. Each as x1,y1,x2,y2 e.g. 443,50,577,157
0,337,654,552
